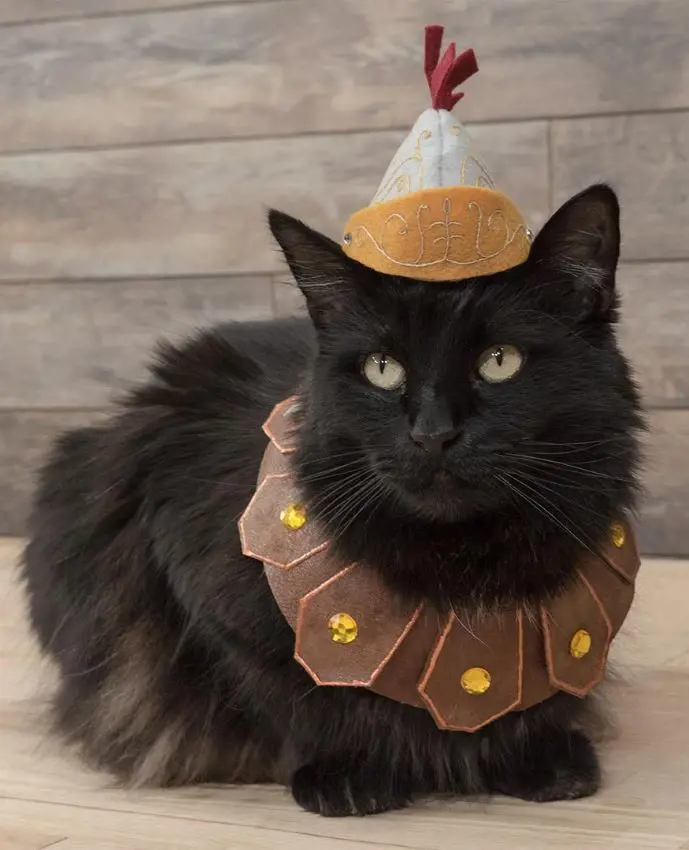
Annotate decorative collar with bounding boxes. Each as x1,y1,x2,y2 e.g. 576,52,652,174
239,398,640,732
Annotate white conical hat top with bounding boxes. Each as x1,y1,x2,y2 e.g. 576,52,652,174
371,108,495,206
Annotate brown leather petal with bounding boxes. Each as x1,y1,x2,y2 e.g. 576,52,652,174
370,603,442,709
418,609,524,732
238,472,327,570
262,396,301,454
600,518,641,583
579,553,635,639
518,613,559,710
294,564,421,687
265,547,337,628
541,569,612,697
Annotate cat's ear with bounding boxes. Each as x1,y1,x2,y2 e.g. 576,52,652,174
527,184,620,320
269,210,370,327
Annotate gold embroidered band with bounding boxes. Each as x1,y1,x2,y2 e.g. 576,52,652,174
342,186,531,281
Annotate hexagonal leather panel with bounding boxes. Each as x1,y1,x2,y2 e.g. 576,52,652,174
262,396,302,454
541,570,612,697
239,472,327,570
418,610,523,732
294,564,421,687
601,517,641,584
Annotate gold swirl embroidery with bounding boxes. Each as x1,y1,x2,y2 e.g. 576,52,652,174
459,155,495,188
352,198,526,269
373,129,432,204
451,124,495,188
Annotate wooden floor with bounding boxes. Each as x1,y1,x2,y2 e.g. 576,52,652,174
2,538,689,849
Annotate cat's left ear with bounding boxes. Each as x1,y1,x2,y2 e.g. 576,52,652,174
527,184,620,321
269,210,371,328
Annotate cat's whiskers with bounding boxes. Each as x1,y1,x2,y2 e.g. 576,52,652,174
526,436,624,451
497,471,604,563
307,467,375,515
309,448,370,461
501,465,618,516
521,443,631,463
503,456,620,490
310,461,386,532
506,452,634,483
446,598,488,647
315,472,380,530
299,458,368,484
328,476,390,544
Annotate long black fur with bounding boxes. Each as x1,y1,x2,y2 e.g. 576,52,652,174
22,185,644,815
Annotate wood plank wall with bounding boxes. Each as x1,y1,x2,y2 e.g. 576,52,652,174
0,0,687,553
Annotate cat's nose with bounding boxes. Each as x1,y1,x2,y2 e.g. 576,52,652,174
410,425,459,454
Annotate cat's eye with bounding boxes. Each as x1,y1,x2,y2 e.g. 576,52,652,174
476,345,523,384
362,353,406,391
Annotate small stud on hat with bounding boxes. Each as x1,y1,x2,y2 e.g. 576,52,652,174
342,25,531,282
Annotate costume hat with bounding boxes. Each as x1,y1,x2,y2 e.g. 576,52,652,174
342,26,531,281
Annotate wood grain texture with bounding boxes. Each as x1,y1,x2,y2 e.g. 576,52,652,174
640,410,689,557
273,276,306,317
0,122,548,280
0,276,273,407
0,828,66,850
0,0,261,25
617,262,689,408
0,0,687,152
0,411,104,535
552,113,689,261
2,541,689,848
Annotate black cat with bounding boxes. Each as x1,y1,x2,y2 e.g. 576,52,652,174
22,184,644,816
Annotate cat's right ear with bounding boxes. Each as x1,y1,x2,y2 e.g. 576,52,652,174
269,210,369,328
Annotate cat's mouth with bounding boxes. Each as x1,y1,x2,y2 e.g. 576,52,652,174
375,459,485,522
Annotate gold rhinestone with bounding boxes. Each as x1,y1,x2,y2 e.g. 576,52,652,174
328,613,358,644
460,667,491,695
610,521,626,548
280,503,307,531
570,629,592,659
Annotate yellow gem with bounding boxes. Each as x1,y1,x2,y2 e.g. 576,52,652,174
328,613,358,644
460,667,491,695
570,629,592,659
610,521,626,548
280,503,307,531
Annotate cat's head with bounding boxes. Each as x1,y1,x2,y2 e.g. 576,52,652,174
269,185,643,551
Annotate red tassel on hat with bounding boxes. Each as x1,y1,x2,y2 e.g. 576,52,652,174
425,25,478,111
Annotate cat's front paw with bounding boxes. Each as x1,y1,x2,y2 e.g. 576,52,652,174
491,730,601,803
291,761,412,817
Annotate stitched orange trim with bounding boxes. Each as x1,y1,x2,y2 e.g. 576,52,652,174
294,567,424,688
368,603,424,687
293,564,367,686
598,521,641,585
416,612,454,729
262,395,301,454
238,472,329,570
542,569,612,697
417,609,524,733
